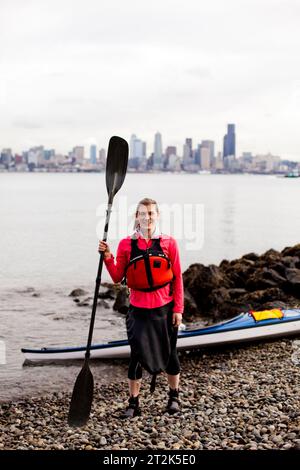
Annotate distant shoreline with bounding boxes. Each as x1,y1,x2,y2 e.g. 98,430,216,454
0,169,294,176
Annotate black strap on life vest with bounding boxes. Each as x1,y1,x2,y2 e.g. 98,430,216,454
122,237,174,292
130,237,164,259
143,250,154,289
130,238,167,290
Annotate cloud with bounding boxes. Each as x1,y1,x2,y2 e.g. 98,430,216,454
186,67,212,79
12,119,43,129
1,0,300,160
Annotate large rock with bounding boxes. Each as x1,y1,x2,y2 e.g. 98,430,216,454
238,287,289,309
227,288,248,299
183,263,231,313
241,252,260,262
222,259,256,288
183,289,200,322
284,268,300,298
182,242,300,321
261,248,282,261
203,285,291,321
113,287,129,315
206,287,241,320
267,262,287,277
98,288,116,300
245,268,287,291
281,243,300,258
281,256,300,269
69,288,88,297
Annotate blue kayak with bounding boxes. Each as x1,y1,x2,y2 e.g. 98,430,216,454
21,308,300,362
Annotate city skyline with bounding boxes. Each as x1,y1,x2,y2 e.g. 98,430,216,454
2,123,299,175
0,125,287,161
2,124,300,164
1,1,300,160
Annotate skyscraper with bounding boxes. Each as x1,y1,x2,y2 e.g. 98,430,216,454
185,138,193,155
196,140,215,168
154,132,163,168
130,134,137,159
27,146,44,167
73,146,84,163
165,146,176,157
183,138,194,168
90,145,97,165
200,147,210,170
0,148,12,166
130,134,147,159
201,140,215,162
164,146,177,169
223,124,236,168
129,134,147,169
44,149,55,161
136,140,145,158
99,148,106,170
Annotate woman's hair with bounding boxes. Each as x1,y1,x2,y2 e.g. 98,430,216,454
133,197,159,230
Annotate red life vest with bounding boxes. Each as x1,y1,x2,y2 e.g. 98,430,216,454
125,238,174,292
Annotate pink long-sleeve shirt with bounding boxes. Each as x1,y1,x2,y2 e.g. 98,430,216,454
104,233,184,313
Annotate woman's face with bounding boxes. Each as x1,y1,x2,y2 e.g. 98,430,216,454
136,204,159,233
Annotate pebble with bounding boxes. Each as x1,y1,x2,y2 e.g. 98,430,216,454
99,437,107,446
1,337,300,449
283,443,293,449
172,443,181,449
272,435,283,444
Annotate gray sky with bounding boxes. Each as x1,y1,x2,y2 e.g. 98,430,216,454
1,0,300,159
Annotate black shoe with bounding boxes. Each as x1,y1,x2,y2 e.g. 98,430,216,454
122,396,141,418
166,388,180,415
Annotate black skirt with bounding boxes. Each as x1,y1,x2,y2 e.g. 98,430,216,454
126,301,179,375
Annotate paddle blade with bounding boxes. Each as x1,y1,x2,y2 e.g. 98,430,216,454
106,136,128,198
68,362,94,427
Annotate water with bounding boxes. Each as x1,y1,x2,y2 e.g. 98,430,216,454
1,172,300,401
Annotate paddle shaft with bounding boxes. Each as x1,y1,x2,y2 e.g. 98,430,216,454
68,140,128,427
84,186,116,360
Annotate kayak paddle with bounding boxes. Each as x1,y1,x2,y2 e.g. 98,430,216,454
68,136,128,427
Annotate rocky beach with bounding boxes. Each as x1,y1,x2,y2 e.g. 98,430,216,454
1,243,300,450
1,339,300,450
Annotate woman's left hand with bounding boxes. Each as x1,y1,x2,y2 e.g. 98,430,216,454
172,312,183,327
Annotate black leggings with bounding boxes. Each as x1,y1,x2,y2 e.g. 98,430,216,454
128,350,180,380
128,322,181,380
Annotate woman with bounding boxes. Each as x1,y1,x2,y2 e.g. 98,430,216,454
98,197,184,418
